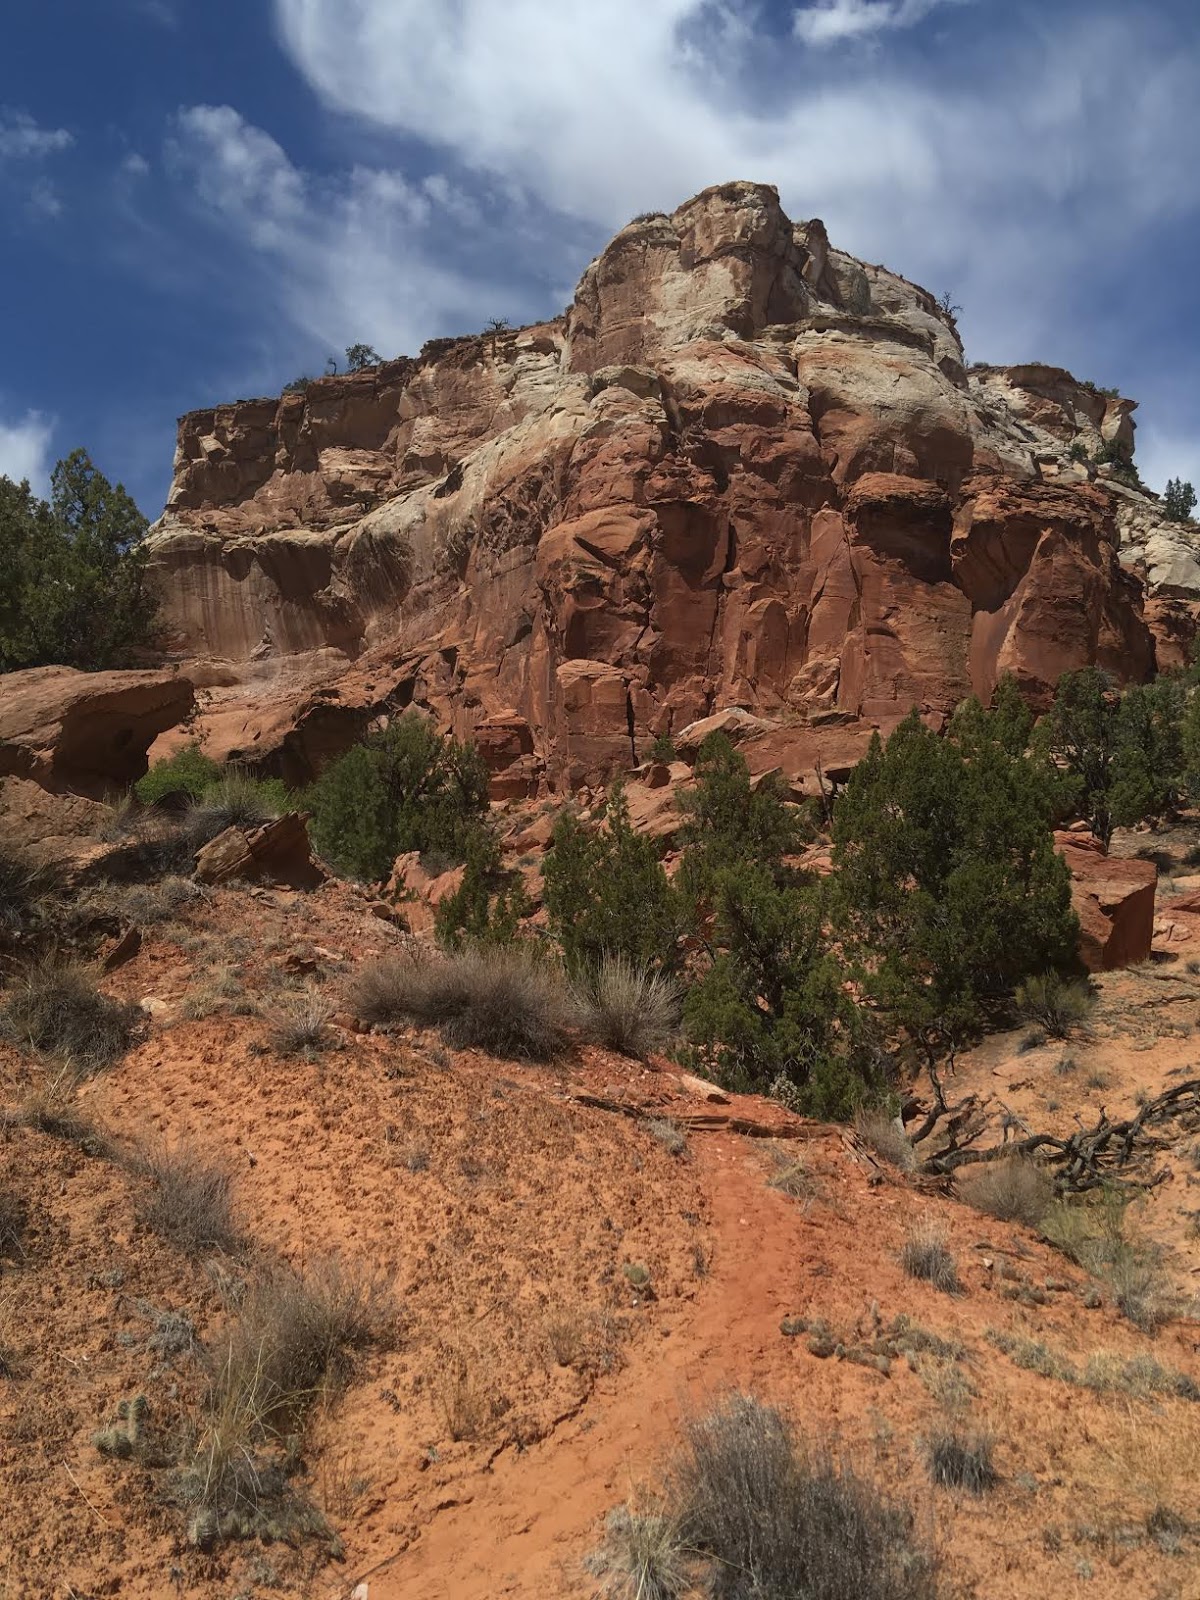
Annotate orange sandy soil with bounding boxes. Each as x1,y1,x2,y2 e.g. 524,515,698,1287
2,863,1200,1600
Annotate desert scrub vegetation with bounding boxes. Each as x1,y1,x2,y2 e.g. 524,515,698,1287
925,1428,997,1494
1014,971,1095,1038
856,1108,916,1171
957,1158,1053,1226
347,944,576,1060
135,1143,242,1257
593,1392,937,1600
901,1221,960,1294
267,991,333,1056
134,743,222,805
575,954,680,1057
0,960,142,1072
0,847,59,947
175,1256,395,1546
1041,1188,1172,1332
305,714,490,882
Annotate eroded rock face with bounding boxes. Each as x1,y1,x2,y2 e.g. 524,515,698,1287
1055,832,1158,972
0,667,195,796
147,181,1186,793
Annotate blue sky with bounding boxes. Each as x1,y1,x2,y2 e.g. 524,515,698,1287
3,0,1200,515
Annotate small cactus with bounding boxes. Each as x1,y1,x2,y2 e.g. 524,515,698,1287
188,1507,219,1549
93,1394,150,1460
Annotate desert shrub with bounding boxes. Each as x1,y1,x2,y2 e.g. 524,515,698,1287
588,1503,689,1600
544,783,683,974
0,1192,26,1260
833,699,1077,1042
1014,971,1095,1038
1164,477,1197,523
901,1221,959,1294
0,961,141,1072
671,1393,937,1600
135,744,221,806
181,1257,394,1543
576,955,680,1057
306,715,489,883
184,770,289,842
682,866,876,1115
0,450,158,673
957,1158,1053,1226
648,730,677,764
13,1078,112,1155
347,945,576,1060
267,993,332,1056
855,1108,916,1171
1041,1189,1172,1332
433,829,530,950
926,1429,996,1493
136,1144,241,1257
1038,668,1187,844
0,848,57,944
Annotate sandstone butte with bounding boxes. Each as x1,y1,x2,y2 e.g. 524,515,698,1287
122,179,1200,800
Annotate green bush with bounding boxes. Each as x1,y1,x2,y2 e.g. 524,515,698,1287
682,866,875,1115
0,450,158,672
677,734,809,903
1014,971,1095,1038
434,830,530,950
306,715,490,882
1164,477,1197,524
135,745,222,806
833,703,1077,1041
1038,668,1186,844
544,782,683,975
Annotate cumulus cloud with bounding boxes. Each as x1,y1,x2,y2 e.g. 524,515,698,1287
0,108,72,161
164,106,558,360
0,410,54,491
267,0,1200,375
793,0,971,47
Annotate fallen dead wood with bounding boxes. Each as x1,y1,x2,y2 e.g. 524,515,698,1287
911,1068,1200,1193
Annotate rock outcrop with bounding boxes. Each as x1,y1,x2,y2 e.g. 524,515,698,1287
144,181,1193,793
0,667,195,796
1055,832,1158,971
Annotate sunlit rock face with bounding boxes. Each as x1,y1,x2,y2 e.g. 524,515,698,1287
147,180,1189,792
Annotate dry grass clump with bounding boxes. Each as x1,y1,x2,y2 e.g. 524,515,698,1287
1014,971,1095,1038
646,1118,688,1157
0,848,58,942
1041,1191,1172,1333
587,1503,690,1600
136,1144,242,1258
0,960,142,1073
0,1192,27,1261
109,874,205,925
855,1109,915,1172
179,1257,395,1545
347,944,576,1060
11,1077,113,1156
666,1393,938,1600
575,956,680,1058
183,770,281,844
957,1158,1053,1226
268,992,333,1056
925,1428,997,1494
901,1221,960,1295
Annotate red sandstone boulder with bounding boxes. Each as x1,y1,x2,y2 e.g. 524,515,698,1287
194,812,323,889
1055,832,1157,971
0,667,195,796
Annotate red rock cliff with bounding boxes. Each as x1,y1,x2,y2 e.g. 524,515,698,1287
148,181,1170,793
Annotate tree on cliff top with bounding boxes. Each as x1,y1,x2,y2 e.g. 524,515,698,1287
0,450,157,674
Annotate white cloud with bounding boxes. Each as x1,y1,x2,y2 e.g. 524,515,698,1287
793,0,969,47
0,410,54,491
0,108,72,161
267,1,1200,382
163,106,549,360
